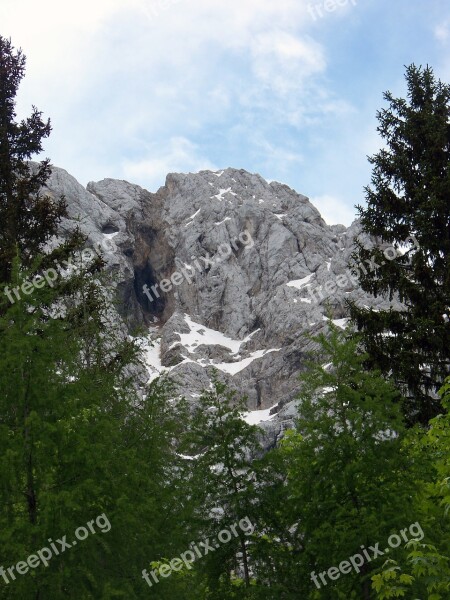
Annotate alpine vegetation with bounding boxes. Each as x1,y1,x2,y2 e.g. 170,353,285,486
1,26,449,600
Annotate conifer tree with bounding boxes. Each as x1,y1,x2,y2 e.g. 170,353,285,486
0,37,191,599
0,36,73,283
350,65,450,424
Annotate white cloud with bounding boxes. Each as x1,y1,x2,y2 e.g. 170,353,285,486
253,137,304,176
251,31,326,93
435,21,450,42
1,0,358,198
2,0,318,107
310,194,356,226
122,137,217,190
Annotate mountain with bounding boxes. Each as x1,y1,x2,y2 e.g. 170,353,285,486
46,166,395,448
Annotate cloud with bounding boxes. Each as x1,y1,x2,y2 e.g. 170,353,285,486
246,135,304,177
309,195,357,226
122,137,217,190
0,0,396,222
435,21,450,42
250,31,326,94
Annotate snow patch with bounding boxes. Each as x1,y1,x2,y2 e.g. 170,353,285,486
322,316,349,330
170,314,258,355
139,337,166,383
332,318,349,330
177,453,203,460
145,315,278,379
187,208,201,221
215,217,232,226
211,188,237,201
215,348,281,375
185,208,201,227
100,231,119,253
241,405,278,425
286,274,314,289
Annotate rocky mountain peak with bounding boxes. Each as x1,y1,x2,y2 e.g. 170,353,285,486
47,165,392,447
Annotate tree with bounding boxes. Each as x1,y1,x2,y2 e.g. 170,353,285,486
0,36,73,284
276,326,421,599
0,259,192,599
0,38,192,598
181,376,261,596
241,440,300,599
372,377,450,599
349,65,450,425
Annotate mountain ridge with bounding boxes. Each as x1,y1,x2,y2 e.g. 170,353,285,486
45,164,396,447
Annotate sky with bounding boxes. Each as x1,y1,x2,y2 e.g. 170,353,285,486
1,0,449,225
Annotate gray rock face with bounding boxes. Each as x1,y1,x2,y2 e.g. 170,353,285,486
46,166,399,448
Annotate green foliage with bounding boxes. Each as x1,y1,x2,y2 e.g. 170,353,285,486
0,256,193,598
182,375,262,593
0,37,70,283
427,378,450,505
372,543,450,599
1,41,449,600
0,39,199,597
271,325,421,598
349,64,450,425
372,378,450,599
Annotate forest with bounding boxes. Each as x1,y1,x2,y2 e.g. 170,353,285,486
0,36,449,599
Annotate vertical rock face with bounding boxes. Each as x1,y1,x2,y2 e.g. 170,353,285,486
47,165,396,446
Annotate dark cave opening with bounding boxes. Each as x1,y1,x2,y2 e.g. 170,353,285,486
101,224,120,234
133,262,166,320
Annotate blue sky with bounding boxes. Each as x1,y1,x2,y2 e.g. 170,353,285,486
1,0,449,224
